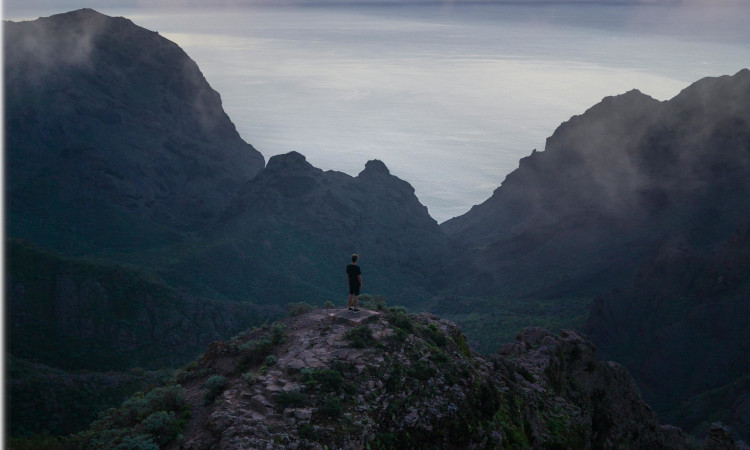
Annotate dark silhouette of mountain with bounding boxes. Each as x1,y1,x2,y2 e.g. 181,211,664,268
5,9,265,255
442,69,750,300
586,219,750,441
4,11,458,438
159,151,459,306
4,9,454,306
6,8,750,445
442,69,750,442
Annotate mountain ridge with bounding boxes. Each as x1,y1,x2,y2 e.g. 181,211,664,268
5,8,750,445
438,67,750,442
441,68,750,297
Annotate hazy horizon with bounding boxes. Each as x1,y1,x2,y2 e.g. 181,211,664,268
5,2,750,222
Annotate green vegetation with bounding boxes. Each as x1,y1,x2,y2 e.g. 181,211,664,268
302,368,345,392
7,239,269,440
287,302,315,316
420,322,448,347
8,434,66,450
235,322,287,371
276,391,307,409
320,397,343,418
345,325,376,348
204,375,228,405
385,306,413,332
72,384,191,449
427,295,592,354
406,360,437,381
298,424,318,441
8,356,171,439
8,238,265,372
357,295,389,312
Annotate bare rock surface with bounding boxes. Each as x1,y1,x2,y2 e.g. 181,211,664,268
121,308,717,450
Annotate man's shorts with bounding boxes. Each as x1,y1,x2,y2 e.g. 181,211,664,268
349,284,360,295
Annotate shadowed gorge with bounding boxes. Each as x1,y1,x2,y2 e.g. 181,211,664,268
4,8,749,446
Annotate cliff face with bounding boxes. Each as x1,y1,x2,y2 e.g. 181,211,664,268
442,69,750,298
75,309,709,449
439,69,750,442
5,9,265,253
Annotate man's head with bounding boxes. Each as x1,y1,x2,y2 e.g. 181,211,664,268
352,254,359,263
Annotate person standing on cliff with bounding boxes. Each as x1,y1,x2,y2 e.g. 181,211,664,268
346,254,363,312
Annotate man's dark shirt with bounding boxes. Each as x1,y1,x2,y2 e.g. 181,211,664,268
346,264,361,286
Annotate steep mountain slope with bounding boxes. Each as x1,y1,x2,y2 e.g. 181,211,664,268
5,9,265,254
586,219,750,441
442,69,750,299
73,308,708,449
8,240,273,372
4,9,458,308
440,69,750,441
7,240,274,437
7,8,749,445
9,356,170,439
160,152,460,306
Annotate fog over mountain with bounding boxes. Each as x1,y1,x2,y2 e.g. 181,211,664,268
5,8,749,446
6,8,265,254
441,68,750,441
443,69,750,299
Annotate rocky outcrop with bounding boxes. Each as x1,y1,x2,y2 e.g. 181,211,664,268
496,327,697,449
5,9,264,252
74,308,734,449
704,423,741,450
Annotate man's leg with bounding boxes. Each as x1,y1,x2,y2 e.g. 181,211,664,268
348,294,353,309
353,295,358,310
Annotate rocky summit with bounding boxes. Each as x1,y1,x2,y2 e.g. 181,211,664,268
5,9,265,252
73,307,732,449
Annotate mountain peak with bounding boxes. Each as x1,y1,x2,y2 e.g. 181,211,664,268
55,7,106,18
592,88,659,115
671,67,750,114
5,9,265,236
360,159,390,177
265,151,313,172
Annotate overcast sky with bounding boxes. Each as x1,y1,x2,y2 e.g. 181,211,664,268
4,0,742,17
5,0,747,222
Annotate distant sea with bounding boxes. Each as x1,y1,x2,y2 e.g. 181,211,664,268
7,3,750,222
